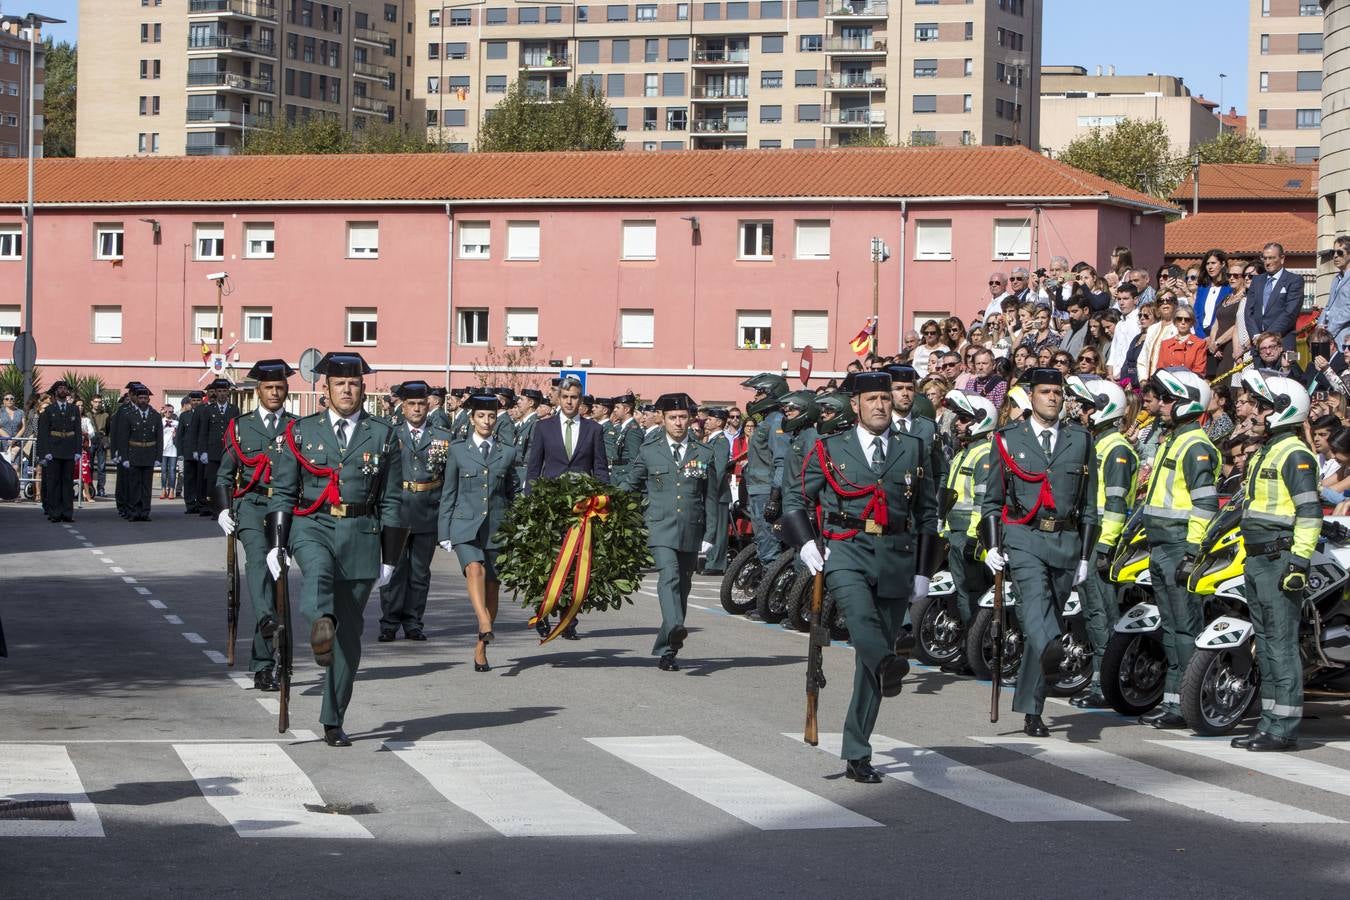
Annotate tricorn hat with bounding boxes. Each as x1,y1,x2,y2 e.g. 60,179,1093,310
398,380,431,400
850,372,893,395
466,394,499,412
654,393,695,413
207,377,233,390
313,352,374,377
246,359,296,383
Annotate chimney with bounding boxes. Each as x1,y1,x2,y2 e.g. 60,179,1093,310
1108,65,1115,77
1095,64,1102,77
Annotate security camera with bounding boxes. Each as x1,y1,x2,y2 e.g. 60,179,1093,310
207,271,228,281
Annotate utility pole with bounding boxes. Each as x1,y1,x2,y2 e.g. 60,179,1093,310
870,237,890,362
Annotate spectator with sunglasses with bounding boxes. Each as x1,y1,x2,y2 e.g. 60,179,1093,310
912,319,949,378
1155,303,1208,376
981,272,1011,323
942,316,968,354
1319,235,1350,347
1075,349,1103,375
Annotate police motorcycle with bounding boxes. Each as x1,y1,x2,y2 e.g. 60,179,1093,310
753,391,824,623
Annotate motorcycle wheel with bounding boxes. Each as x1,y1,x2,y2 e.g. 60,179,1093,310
822,592,850,642
1099,631,1166,716
1180,645,1260,736
1046,633,1094,697
720,545,764,615
754,555,796,624
965,607,1023,682
911,594,965,666
783,571,814,633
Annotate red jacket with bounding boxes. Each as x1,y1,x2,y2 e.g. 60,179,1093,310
1156,334,1208,375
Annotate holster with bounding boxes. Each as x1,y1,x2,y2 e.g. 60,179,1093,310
917,533,946,579
938,487,959,522
1078,521,1101,564
264,510,292,551
980,516,1003,558
381,526,412,567
210,483,234,515
777,507,818,550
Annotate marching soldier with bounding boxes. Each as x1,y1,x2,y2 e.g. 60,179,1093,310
437,394,521,672
1065,376,1138,708
491,386,519,445
781,371,938,782
214,360,298,691
607,392,642,484
384,386,405,427
591,396,613,429
265,352,406,747
981,368,1098,737
700,407,732,577
177,390,204,514
622,393,721,671
36,379,82,523
426,387,451,430
193,378,240,518
1137,367,1219,729
448,389,472,442
887,364,949,491
741,373,790,567
110,384,163,522
379,381,452,643
514,388,543,486
1231,369,1320,752
936,390,997,674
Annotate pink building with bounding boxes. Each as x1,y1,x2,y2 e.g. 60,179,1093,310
0,147,1170,403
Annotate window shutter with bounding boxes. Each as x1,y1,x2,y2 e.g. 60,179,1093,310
620,310,655,347
505,308,539,343
794,220,830,259
792,311,829,350
993,218,1030,260
621,221,657,259
506,221,540,259
915,220,952,259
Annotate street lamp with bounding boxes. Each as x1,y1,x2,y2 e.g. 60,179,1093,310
0,11,65,410
1218,73,1228,132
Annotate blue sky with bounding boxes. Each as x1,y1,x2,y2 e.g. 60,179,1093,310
19,0,1252,113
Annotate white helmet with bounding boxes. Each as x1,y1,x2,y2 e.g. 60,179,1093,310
1006,384,1032,418
944,389,998,436
1240,367,1310,429
1066,375,1128,426
1150,366,1210,421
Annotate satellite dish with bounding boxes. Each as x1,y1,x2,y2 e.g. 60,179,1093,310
298,347,323,386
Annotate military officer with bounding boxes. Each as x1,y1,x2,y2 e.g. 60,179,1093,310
887,364,949,489
700,407,732,576
111,384,163,522
981,368,1099,737
193,378,241,518
426,387,451,430
1064,376,1139,709
491,386,519,445
35,379,82,523
579,394,595,420
214,360,298,690
378,380,452,643
448,389,472,442
607,392,642,484
514,388,543,485
741,373,791,567
591,396,613,428
622,393,721,671
781,371,938,782
265,352,406,748
177,390,204,513
109,385,136,519
437,394,520,672
1231,369,1320,752
384,386,405,427
1137,367,1219,729
936,390,997,674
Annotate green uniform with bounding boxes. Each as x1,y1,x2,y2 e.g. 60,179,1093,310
177,404,200,512
623,435,721,657
943,437,993,626
745,409,789,563
786,427,938,761
437,434,520,580
1141,420,1218,716
427,406,451,430
895,412,949,488
109,401,133,516
1080,429,1139,689
1241,430,1321,739
703,431,733,573
493,411,518,446
379,421,453,635
110,404,164,521
448,409,471,443
982,419,1098,717
36,398,81,520
608,418,642,485
514,412,539,487
268,411,403,729
218,408,296,671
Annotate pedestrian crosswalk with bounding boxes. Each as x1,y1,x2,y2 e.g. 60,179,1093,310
3,731,1349,839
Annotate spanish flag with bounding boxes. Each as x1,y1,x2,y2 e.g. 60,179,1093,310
849,316,878,358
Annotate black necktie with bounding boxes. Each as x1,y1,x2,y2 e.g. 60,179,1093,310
672,443,682,464
870,437,884,473
480,440,490,460
336,419,348,449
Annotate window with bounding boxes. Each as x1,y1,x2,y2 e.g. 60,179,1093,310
761,0,783,15
915,22,938,41
1300,0,1321,13
704,2,722,19
485,7,507,25
612,39,630,63
444,109,467,127
195,223,224,260
450,9,471,25
519,6,540,23
446,42,467,59
993,218,1030,260
506,221,541,260
909,131,936,145
795,69,817,87
95,224,124,260
458,221,490,258
578,40,599,64
1259,71,1269,92
915,219,952,260
796,103,820,122
1299,33,1323,53
92,307,123,344
0,305,18,339
578,5,589,21
1297,70,1322,91
347,222,379,258
0,224,20,260
666,108,687,131
965,58,973,77
728,1,750,18
505,308,539,345
677,2,690,18
964,21,973,40
244,223,275,259
794,220,829,259
243,308,273,343
1297,108,1321,129
637,4,657,20
486,41,507,60
759,139,781,148
963,94,973,112
1295,146,1319,164
795,0,818,14
607,4,629,21
663,72,685,96
1261,34,1269,54
622,221,657,260
1259,109,1268,130
669,38,689,61
428,9,440,25
546,6,563,23
737,310,772,349
762,34,783,53
457,308,489,345
792,311,828,350
913,59,937,78
799,34,822,52
620,309,655,348
913,94,937,113
761,70,782,88
645,74,659,96
760,104,782,123
193,308,222,344
739,221,773,259
612,107,629,129
346,309,378,346
486,75,507,93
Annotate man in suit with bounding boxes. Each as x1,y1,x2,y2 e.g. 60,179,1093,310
1245,242,1305,351
36,379,82,523
1319,235,1350,346
525,377,609,486
700,407,732,576
111,384,164,522
193,377,240,517
622,392,721,671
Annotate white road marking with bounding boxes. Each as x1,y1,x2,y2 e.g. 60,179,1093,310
386,740,632,837
256,698,281,715
182,633,207,645
202,650,228,664
80,543,94,548
109,567,125,574
1154,740,1350,801
975,737,1338,824
121,576,137,584
589,735,879,831
134,587,152,595
164,615,183,625
289,730,319,743
146,599,167,610
97,558,113,565
87,548,101,554
0,744,105,837
228,673,254,690
173,743,373,839
806,733,1120,823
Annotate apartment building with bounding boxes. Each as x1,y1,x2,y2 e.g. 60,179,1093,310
414,0,1041,151
1039,66,1219,157
1250,0,1325,163
0,21,44,159
76,0,417,157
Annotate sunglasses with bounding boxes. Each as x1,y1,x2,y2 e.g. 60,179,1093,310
1174,316,1193,323
1244,272,1257,278
922,330,939,337
1081,356,1097,362
988,281,1004,286
1227,273,1244,279
1009,276,1025,281
940,361,959,368
1186,274,1199,281
1335,249,1348,257
946,325,962,331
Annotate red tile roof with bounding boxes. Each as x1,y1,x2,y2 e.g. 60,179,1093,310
1170,162,1317,202
0,146,1174,210
1165,212,1316,257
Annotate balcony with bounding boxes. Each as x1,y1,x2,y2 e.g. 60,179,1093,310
521,56,570,72
188,0,277,21
824,73,886,90
354,26,391,46
824,37,887,55
693,48,750,67
825,1,888,18
691,117,749,134
352,60,391,81
692,85,750,101
186,34,276,57
187,71,275,94
825,108,886,126
186,108,263,128
352,95,390,115
185,145,236,156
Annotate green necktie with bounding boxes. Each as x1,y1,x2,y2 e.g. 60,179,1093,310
336,419,348,450
564,418,573,457
266,413,277,433
870,437,884,473
1040,429,1052,457
672,443,682,464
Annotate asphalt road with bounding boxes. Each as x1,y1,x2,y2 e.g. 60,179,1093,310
3,495,1350,899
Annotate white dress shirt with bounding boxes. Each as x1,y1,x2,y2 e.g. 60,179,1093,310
557,414,580,458
856,424,888,463
327,408,361,444
1108,308,1141,379
471,433,493,456
892,412,914,434
1030,418,1059,456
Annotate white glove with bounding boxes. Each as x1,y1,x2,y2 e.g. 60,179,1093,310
912,575,930,603
439,539,453,552
198,452,209,464
217,510,235,536
266,547,286,580
43,453,52,463
798,542,830,576
374,563,395,589
1074,560,1089,586
120,460,130,469
700,541,713,555
984,547,1007,574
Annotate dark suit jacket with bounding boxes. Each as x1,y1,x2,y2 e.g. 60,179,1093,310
525,414,609,488
1245,269,1304,350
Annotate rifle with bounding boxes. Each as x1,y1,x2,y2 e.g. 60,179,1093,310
990,570,1005,724
273,553,292,735
804,532,829,746
225,532,240,668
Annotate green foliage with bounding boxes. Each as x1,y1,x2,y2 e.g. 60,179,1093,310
496,473,652,615
241,116,446,155
476,80,622,152
1193,130,1287,165
1056,118,1185,197
58,371,105,407
844,131,895,148
0,364,41,405
42,38,76,158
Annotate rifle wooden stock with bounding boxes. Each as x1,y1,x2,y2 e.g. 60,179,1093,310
804,567,827,746
225,535,239,668
990,570,1005,724
274,559,292,735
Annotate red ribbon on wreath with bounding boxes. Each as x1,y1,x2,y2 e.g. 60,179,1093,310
532,495,610,644
225,418,272,498
993,432,1055,525
283,419,341,516
811,440,888,540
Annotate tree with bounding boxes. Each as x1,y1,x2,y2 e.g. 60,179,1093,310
1056,118,1186,198
241,116,446,155
468,341,554,398
1193,130,1288,165
42,38,76,158
476,80,622,152
844,130,895,148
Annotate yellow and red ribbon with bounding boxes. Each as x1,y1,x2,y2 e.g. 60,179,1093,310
531,495,610,644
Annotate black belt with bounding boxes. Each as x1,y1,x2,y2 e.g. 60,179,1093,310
826,511,907,535
301,499,375,519
1247,536,1292,557
244,484,273,498
1010,513,1077,533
